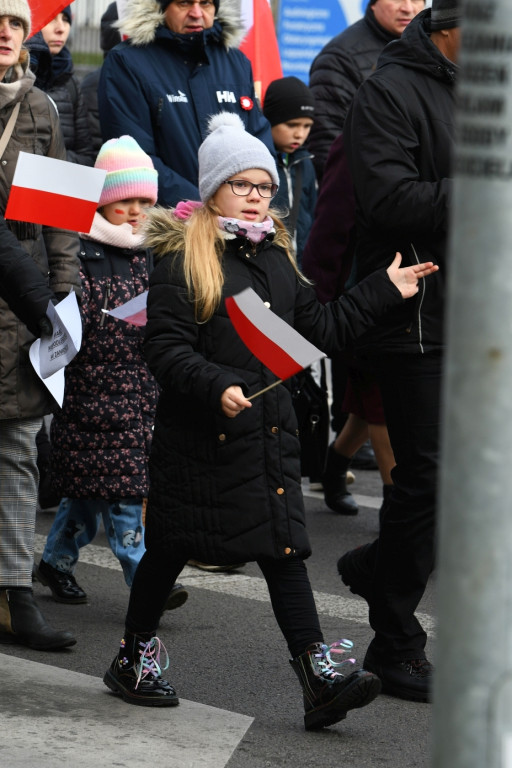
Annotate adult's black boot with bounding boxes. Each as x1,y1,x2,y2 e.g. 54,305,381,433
104,631,179,707
290,642,381,730
322,443,358,515
0,588,76,650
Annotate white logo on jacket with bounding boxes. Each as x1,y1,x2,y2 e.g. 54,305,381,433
216,90,236,103
167,90,188,103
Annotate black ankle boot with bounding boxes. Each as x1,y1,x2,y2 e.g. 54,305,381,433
103,631,179,707
378,484,393,527
322,444,359,515
290,642,381,730
0,588,76,650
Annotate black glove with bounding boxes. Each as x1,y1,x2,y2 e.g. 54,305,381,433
38,316,53,337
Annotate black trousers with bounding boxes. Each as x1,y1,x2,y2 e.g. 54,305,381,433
126,548,323,659
362,351,441,661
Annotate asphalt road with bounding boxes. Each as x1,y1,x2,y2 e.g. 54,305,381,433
1,469,434,768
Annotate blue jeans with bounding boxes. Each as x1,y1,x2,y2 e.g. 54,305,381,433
42,497,145,586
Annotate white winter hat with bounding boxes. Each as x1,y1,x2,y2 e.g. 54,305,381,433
198,112,279,203
0,0,31,40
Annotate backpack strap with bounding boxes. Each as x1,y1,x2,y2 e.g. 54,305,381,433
0,102,20,160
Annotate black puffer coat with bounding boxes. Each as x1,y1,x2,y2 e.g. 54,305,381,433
0,216,56,336
27,33,95,166
344,9,455,355
308,3,397,178
142,209,403,565
50,214,159,499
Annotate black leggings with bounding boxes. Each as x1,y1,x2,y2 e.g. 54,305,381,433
126,547,323,659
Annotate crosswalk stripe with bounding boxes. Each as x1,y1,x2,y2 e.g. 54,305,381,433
34,535,435,636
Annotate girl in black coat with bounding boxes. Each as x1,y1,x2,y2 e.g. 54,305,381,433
103,113,437,728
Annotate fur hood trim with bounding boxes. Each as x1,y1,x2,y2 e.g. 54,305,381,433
143,206,186,260
117,0,243,49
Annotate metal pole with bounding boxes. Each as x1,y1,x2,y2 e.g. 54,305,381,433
433,2,512,766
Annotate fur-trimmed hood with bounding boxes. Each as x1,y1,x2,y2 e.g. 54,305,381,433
143,206,187,260
117,0,243,48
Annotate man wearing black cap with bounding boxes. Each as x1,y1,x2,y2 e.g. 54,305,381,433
337,0,460,703
98,0,273,207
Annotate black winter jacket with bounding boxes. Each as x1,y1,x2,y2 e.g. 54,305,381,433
308,3,397,179
344,9,456,355
141,209,404,565
27,33,95,166
272,146,317,268
0,216,56,336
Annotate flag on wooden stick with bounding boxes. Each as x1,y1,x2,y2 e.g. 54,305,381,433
226,287,325,383
240,0,283,103
102,291,148,327
5,153,106,233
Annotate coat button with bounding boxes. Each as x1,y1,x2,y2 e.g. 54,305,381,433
218,433,226,442
284,547,292,555
264,301,270,308
271,426,278,434
1,160,6,165
277,487,284,495
296,429,299,436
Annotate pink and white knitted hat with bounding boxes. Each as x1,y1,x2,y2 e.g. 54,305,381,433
95,135,158,206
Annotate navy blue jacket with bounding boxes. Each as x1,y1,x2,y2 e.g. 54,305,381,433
272,146,317,268
99,0,274,206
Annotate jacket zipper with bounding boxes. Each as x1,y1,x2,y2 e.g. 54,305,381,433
100,279,112,327
408,243,425,353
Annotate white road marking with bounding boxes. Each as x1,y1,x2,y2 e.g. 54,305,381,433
34,535,435,636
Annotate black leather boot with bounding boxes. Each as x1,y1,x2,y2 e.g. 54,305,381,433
0,588,76,650
322,443,359,515
103,631,179,707
290,642,381,730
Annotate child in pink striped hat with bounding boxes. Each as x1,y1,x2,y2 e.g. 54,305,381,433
35,135,188,615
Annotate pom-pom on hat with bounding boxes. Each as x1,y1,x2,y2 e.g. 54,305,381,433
95,135,158,207
0,0,31,40
263,77,315,128
198,112,279,203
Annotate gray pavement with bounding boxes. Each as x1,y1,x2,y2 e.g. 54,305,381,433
0,470,434,768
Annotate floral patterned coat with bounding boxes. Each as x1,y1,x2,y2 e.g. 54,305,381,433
50,214,159,500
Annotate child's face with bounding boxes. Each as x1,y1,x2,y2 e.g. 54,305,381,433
271,118,314,154
212,170,275,223
101,198,152,233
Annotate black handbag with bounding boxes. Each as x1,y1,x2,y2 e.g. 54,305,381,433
291,360,329,481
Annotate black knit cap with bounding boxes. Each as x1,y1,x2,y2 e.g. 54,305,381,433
430,0,460,30
61,4,72,24
263,77,315,127
100,1,121,54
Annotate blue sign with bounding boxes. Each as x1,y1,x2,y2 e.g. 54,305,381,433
277,0,366,84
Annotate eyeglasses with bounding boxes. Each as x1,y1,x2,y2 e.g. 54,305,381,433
173,0,215,10
223,180,279,198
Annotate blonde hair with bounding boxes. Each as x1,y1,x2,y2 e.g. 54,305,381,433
182,204,306,323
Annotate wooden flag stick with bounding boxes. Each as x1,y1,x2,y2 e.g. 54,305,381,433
248,378,283,401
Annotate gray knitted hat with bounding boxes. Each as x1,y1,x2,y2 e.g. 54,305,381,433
430,0,460,30
0,0,31,40
198,112,279,203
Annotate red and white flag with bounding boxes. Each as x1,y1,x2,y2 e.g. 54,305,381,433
226,287,325,381
240,0,283,103
5,153,106,233
103,291,148,327
28,1,73,37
